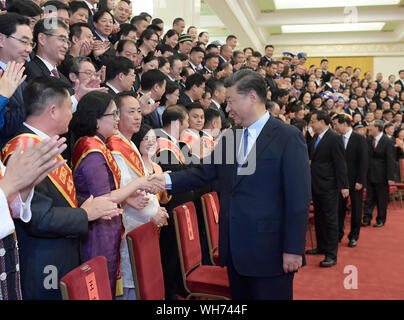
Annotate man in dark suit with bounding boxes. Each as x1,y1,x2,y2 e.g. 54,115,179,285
307,110,349,267
0,13,32,148
395,70,404,92
154,105,194,300
207,79,226,121
150,70,311,300
140,69,167,129
178,73,206,107
334,115,368,247
1,76,120,299
363,120,396,227
25,19,71,86
103,56,135,95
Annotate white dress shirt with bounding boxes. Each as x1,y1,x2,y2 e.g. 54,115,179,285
374,131,384,149
342,128,353,149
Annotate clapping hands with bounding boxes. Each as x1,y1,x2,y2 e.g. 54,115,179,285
0,61,26,99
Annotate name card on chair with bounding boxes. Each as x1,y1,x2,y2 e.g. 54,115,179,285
85,272,100,300
183,206,194,241
208,195,219,224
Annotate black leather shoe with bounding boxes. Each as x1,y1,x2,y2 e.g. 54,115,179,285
373,222,384,228
305,248,324,255
361,220,371,226
348,239,357,248
320,257,337,267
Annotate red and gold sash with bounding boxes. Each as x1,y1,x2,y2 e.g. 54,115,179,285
156,137,186,165
179,130,199,150
202,135,215,152
1,133,78,208
106,135,145,177
71,135,121,190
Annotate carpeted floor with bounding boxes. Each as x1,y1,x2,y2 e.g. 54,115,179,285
294,203,404,300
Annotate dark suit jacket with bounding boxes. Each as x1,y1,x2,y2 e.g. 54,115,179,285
0,62,26,148
209,101,226,121
143,109,162,129
168,116,311,277
3,125,89,300
103,83,118,96
310,128,349,195
367,134,396,184
344,131,368,188
25,56,72,88
178,92,193,107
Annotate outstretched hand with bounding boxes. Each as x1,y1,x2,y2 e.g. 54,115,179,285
0,61,26,98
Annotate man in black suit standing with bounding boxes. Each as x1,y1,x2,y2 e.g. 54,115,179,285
334,115,368,247
103,56,135,95
362,120,396,227
307,110,349,267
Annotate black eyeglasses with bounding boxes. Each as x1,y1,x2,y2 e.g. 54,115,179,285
43,33,72,47
8,35,36,49
103,109,120,120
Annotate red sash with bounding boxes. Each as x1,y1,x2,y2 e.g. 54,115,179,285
179,130,199,150
71,136,121,190
201,135,215,153
1,134,78,208
156,137,186,165
106,135,145,177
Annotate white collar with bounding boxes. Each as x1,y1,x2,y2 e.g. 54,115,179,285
167,74,175,82
343,128,353,141
189,61,198,71
84,1,95,10
204,66,213,73
94,30,106,42
219,55,227,62
318,127,329,140
160,128,179,146
106,82,120,93
375,132,383,142
211,99,221,110
23,122,50,140
36,55,56,72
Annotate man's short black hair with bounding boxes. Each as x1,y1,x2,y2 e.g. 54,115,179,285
206,43,219,51
157,44,174,55
162,105,187,127
69,1,90,16
204,108,221,126
185,73,206,91
117,23,137,38
152,18,163,25
114,91,138,109
130,15,148,25
265,44,274,50
43,0,70,13
312,110,331,125
190,46,205,55
141,69,166,91
7,0,43,17
69,22,91,41
206,79,224,94
336,114,352,126
167,55,181,68
204,53,219,62
33,18,69,46
24,76,70,117
105,56,135,81
0,12,30,37
226,35,237,41
116,39,137,54
173,17,184,25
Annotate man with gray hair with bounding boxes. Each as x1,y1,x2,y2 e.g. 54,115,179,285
362,120,396,227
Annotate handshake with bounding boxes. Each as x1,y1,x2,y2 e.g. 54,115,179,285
135,173,169,195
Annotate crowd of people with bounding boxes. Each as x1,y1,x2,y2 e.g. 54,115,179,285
0,0,403,301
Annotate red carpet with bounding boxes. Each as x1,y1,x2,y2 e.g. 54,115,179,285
294,203,404,300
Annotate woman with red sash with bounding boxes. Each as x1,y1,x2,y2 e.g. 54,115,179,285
70,92,158,298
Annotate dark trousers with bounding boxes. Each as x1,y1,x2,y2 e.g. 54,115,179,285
313,190,339,260
227,253,294,300
363,181,389,224
338,188,363,241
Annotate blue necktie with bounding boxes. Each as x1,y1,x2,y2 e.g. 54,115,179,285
243,129,249,158
314,136,321,151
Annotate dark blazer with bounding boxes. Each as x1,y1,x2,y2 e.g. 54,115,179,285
310,128,349,194
103,83,118,96
209,101,226,121
24,56,72,88
0,62,26,148
168,116,311,277
344,131,368,188
178,92,193,107
199,66,217,79
3,125,89,300
143,109,162,129
367,134,396,184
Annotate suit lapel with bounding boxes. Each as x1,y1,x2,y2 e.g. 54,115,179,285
232,116,280,189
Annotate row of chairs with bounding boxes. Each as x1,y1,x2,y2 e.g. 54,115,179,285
59,192,231,300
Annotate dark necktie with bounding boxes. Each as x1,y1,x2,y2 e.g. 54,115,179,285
314,136,321,151
243,129,249,158
51,68,60,78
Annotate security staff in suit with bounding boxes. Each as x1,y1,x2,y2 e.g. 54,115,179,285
307,110,349,267
150,70,311,300
334,115,368,247
363,120,396,227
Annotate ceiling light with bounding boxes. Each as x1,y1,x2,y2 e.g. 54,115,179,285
274,0,400,10
281,22,385,33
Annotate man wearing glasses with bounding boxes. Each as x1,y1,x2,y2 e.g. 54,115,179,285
0,13,34,147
